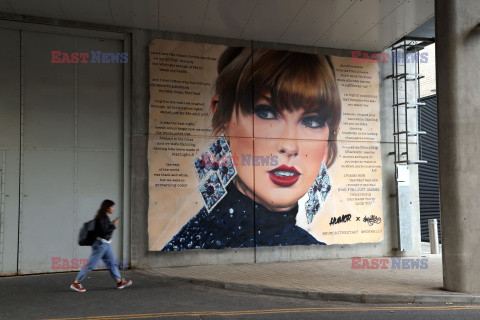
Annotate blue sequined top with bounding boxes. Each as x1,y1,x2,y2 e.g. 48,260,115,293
162,183,325,251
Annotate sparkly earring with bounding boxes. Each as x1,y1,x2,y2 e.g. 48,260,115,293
305,161,332,224
193,134,237,212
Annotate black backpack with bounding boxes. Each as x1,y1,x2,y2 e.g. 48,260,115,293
78,219,97,246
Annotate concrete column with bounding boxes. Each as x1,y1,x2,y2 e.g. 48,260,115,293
435,0,480,293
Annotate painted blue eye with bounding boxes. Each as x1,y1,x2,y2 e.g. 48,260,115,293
254,104,278,120
301,116,325,129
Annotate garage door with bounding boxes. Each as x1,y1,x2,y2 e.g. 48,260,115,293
0,27,129,275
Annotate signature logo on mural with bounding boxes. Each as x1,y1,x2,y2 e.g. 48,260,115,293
363,215,382,226
329,214,352,226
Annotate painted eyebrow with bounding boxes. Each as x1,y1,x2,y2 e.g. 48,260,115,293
253,95,282,115
255,93,272,104
255,94,324,118
302,110,322,117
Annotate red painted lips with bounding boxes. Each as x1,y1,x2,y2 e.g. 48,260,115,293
268,165,301,187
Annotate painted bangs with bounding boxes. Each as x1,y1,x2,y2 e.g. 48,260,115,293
236,50,339,123
213,47,342,167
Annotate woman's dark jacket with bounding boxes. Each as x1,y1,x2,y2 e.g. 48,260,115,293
95,216,116,241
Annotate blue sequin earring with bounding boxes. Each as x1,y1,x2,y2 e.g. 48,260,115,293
193,134,237,212
305,161,331,224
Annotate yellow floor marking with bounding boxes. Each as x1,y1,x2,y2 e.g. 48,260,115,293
43,305,480,320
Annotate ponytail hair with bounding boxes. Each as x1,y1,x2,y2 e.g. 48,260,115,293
95,199,115,220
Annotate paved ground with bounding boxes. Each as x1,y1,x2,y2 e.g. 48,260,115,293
2,270,480,320
142,253,479,303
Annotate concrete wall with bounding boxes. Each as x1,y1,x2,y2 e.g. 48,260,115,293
130,29,422,268
435,0,480,294
0,13,422,269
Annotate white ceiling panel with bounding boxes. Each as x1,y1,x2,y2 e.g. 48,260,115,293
7,0,65,19
316,0,405,48
241,0,307,42
158,0,208,34
279,0,357,46
393,0,434,40
0,0,15,13
352,0,433,50
202,0,258,39
60,0,113,25
111,0,158,30
0,0,435,51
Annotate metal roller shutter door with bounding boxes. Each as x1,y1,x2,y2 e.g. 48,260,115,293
418,95,441,242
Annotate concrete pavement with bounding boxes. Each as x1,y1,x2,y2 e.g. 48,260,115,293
140,252,480,304
3,270,480,319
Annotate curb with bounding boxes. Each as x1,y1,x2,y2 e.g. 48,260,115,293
152,274,480,304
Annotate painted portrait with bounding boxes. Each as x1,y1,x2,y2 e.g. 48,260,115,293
148,39,384,252
161,48,341,251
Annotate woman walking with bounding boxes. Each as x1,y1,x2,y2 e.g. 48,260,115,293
70,199,132,292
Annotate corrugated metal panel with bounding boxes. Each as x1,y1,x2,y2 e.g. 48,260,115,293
75,36,124,263
19,31,76,273
406,17,435,39
20,150,75,273
0,28,21,275
18,31,124,274
418,95,441,242
0,24,127,275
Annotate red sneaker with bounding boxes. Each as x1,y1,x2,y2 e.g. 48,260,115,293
117,279,132,289
70,282,86,292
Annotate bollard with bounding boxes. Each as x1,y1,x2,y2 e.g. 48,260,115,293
428,219,440,254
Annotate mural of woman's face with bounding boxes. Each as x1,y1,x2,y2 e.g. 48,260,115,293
222,93,330,212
